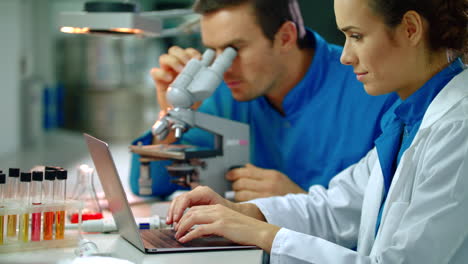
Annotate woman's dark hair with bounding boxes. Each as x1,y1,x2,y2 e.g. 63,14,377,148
192,0,312,49
368,0,468,56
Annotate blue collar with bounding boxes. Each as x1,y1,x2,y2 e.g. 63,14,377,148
395,59,465,126
280,30,330,117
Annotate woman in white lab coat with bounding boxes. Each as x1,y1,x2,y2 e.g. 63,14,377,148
165,0,468,263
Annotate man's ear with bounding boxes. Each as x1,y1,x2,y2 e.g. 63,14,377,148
401,10,425,47
275,21,298,51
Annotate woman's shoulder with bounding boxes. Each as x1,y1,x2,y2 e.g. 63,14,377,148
419,69,468,130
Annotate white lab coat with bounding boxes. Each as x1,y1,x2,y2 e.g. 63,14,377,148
251,69,468,263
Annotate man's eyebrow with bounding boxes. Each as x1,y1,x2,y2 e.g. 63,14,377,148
339,26,360,32
205,39,245,50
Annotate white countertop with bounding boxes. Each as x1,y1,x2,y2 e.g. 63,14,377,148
0,130,264,263
0,232,263,264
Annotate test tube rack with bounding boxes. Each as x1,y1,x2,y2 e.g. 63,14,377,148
0,200,83,253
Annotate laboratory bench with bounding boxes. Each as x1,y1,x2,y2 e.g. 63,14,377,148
0,130,263,263
0,232,263,264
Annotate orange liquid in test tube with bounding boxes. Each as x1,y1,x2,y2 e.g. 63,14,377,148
55,211,65,239
43,170,56,240
43,211,54,240
54,170,67,240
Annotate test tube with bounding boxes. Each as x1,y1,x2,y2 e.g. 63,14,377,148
54,170,67,240
31,171,43,242
7,168,20,238
0,173,6,245
18,172,31,242
43,170,56,240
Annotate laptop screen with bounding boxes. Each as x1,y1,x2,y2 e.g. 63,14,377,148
85,133,146,252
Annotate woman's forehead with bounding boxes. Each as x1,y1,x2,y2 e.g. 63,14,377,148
335,0,381,30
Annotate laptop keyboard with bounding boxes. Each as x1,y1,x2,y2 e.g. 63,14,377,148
140,229,241,248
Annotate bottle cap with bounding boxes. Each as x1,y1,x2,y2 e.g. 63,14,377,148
32,171,44,181
20,172,32,182
57,170,68,180
9,168,20,177
45,170,56,181
0,173,5,184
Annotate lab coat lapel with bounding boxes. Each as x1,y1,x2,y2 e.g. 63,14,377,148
358,156,385,255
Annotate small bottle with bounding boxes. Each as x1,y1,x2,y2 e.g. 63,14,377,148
43,170,56,240
18,172,31,242
31,171,43,242
0,172,6,245
7,168,20,238
54,170,67,240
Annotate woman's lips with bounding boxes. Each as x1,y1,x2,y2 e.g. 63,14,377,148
355,72,368,82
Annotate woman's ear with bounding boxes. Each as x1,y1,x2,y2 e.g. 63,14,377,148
401,10,426,47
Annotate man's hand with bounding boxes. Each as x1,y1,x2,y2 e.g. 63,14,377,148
150,46,202,144
150,46,202,113
226,163,307,201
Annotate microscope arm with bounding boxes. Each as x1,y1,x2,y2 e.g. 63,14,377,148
193,111,249,149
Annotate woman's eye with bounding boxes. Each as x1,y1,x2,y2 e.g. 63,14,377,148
350,34,362,40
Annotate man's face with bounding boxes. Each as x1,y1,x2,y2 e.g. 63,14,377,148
200,3,285,101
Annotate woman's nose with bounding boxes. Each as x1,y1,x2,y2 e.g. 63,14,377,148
340,41,355,66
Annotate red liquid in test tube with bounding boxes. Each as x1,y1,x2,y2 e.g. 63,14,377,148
31,171,43,241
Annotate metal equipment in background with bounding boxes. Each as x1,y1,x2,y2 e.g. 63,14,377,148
58,1,200,38
57,1,202,141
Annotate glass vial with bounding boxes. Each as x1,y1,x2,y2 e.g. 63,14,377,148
6,168,20,238
18,172,31,242
54,170,67,240
43,170,56,240
0,173,6,245
31,171,43,242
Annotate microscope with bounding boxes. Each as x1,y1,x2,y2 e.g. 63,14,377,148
130,47,250,198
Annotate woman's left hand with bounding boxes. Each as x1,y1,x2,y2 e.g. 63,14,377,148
174,204,280,252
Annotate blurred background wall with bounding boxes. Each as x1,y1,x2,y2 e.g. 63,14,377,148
0,0,342,157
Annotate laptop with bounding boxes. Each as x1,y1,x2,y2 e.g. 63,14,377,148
84,133,256,253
